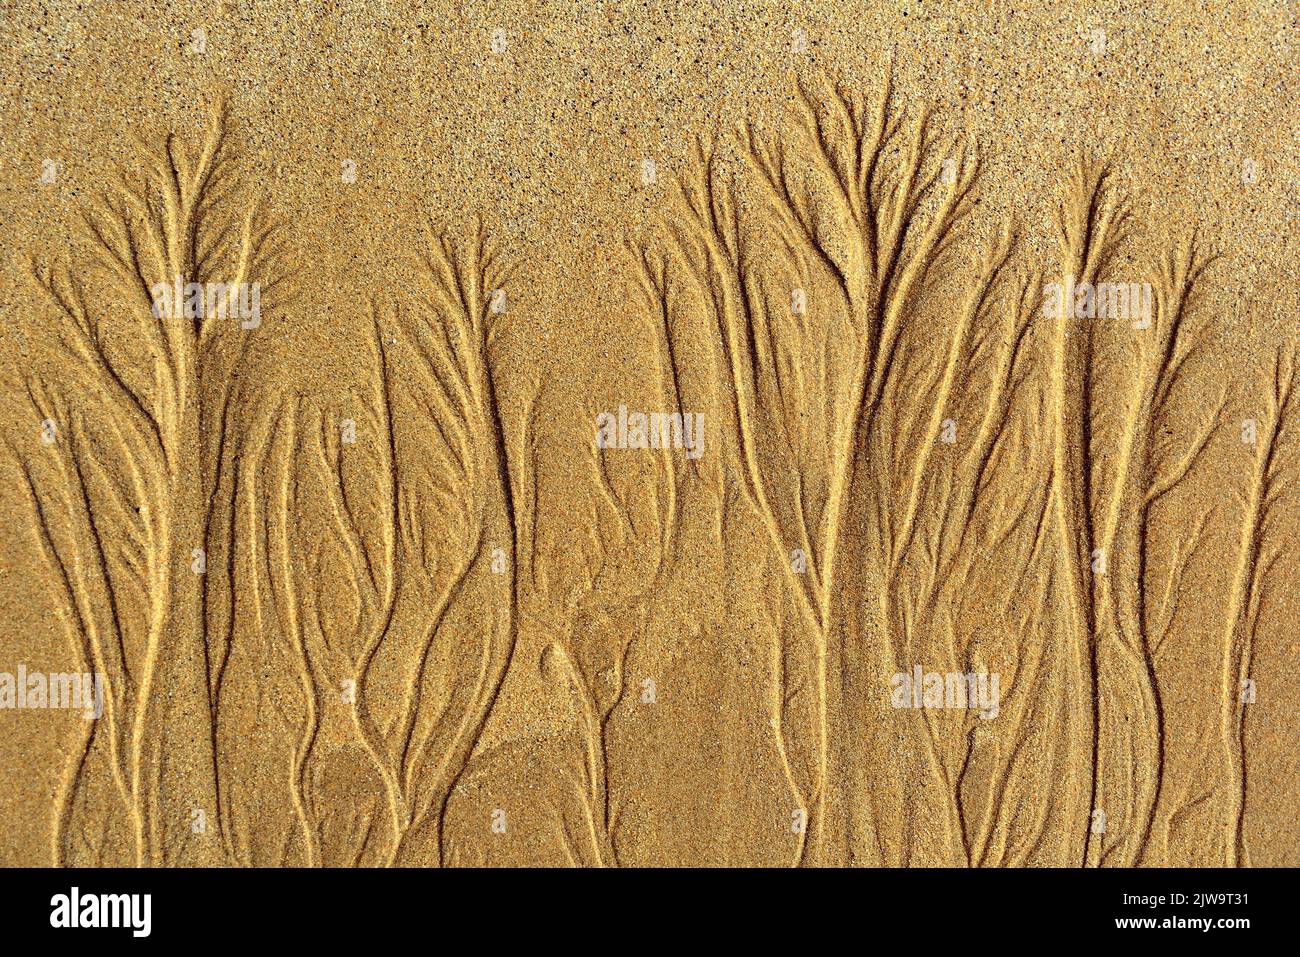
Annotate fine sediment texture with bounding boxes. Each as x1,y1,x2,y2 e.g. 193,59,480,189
0,1,1295,867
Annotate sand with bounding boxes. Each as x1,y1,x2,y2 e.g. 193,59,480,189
0,0,1295,866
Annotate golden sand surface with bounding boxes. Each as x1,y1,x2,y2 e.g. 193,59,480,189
0,1,1296,866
